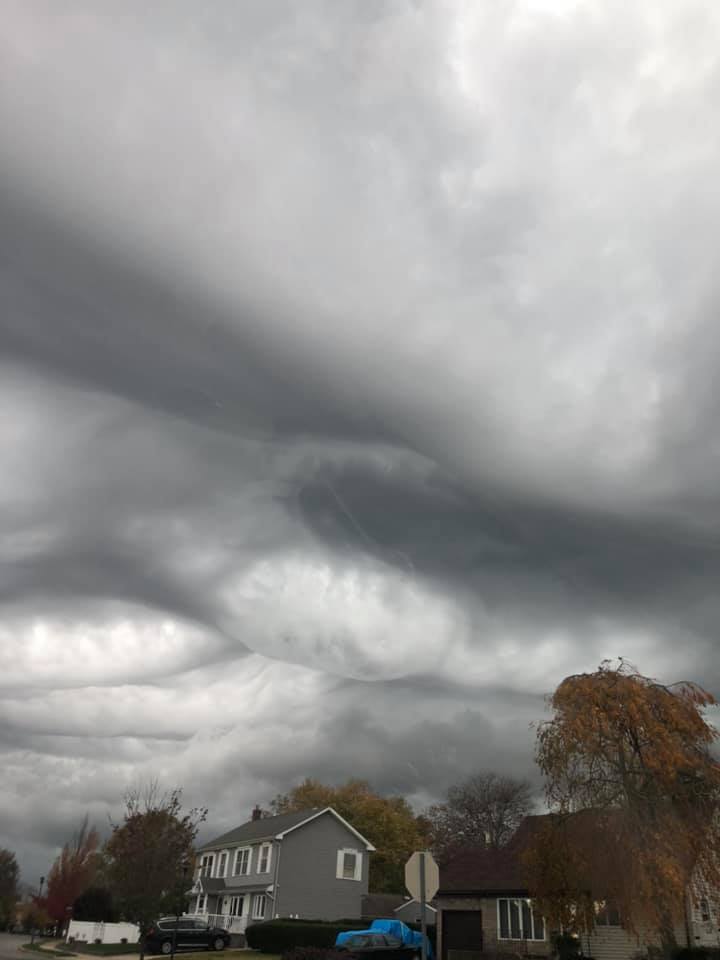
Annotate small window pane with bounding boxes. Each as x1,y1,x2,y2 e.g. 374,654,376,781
499,900,509,939
343,852,356,879
522,901,531,938
509,900,521,939
532,911,545,941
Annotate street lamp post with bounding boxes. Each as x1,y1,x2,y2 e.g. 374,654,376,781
170,861,189,960
30,876,45,946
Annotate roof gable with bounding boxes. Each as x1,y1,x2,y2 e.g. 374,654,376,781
439,809,655,897
277,807,375,851
199,806,375,852
439,815,548,895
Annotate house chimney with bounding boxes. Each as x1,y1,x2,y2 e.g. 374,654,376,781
252,806,263,821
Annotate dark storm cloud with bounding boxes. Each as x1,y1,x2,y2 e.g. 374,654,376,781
3,0,720,883
294,457,720,632
0,193,396,448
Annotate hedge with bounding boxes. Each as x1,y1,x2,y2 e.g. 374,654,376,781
246,920,361,952
246,917,437,954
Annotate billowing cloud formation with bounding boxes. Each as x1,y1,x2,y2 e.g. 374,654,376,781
2,0,720,881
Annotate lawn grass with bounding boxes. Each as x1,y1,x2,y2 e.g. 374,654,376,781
72,946,140,956
24,945,280,960
22,943,77,956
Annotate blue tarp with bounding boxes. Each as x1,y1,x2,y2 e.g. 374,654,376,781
335,918,434,959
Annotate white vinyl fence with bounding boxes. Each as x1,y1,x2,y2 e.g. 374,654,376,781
67,920,140,945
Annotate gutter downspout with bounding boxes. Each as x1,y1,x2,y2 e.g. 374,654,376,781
271,839,282,919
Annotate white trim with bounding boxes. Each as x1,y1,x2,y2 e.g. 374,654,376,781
228,895,245,918
216,850,229,878
258,842,273,874
336,847,362,881
252,893,266,920
497,898,546,941
276,807,376,851
233,846,252,877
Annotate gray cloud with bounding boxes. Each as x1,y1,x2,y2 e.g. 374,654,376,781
2,0,720,883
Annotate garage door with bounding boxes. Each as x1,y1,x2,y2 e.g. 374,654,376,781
442,910,483,960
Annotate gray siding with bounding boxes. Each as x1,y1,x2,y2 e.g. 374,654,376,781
199,840,279,890
583,919,688,960
275,811,369,920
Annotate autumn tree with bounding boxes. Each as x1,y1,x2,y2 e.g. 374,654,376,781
105,783,206,930
22,901,51,936
426,772,533,862
73,885,118,923
0,849,19,930
44,816,100,932
271,778,430,893
523,660,720,952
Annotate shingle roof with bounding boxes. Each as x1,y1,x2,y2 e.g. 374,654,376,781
439,810,648,897
439,815,548,895
199,808,325,851
198,877,226,893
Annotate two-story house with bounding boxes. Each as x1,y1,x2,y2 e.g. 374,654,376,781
189,806,375,933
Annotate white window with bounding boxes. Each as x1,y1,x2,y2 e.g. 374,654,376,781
258,842,272,874
217,851,228,877
252,894,266,920
229,896,245,918
196,894,206,913
497,899,545,941
234,847,251,876
336,848,362,881
199,854,215,878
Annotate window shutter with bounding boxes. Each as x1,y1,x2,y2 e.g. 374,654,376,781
354,852,362,881
336,849,345,879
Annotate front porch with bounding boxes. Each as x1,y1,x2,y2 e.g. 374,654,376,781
187,887,273,935
185,912,248,935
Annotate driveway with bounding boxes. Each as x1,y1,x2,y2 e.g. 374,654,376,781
0,933,25,960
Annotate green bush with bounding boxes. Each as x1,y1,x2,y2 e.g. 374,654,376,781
553,934,581,960
246,920,360,953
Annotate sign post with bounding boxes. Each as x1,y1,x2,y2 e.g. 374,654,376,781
405,851,439,960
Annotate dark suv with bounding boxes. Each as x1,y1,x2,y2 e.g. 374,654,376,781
143,918,231,954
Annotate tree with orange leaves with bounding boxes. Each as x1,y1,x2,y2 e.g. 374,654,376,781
523,660,720,952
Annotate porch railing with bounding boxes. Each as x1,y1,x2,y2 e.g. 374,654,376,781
184,912,248,935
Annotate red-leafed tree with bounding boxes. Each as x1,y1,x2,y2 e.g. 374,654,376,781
44,816,100,932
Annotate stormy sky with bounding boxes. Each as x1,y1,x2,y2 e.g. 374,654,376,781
3,0,720,882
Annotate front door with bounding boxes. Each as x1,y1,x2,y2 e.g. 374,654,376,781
442,910,483,960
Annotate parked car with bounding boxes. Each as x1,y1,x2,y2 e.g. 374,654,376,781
143,917,231,954
335,933,419,960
